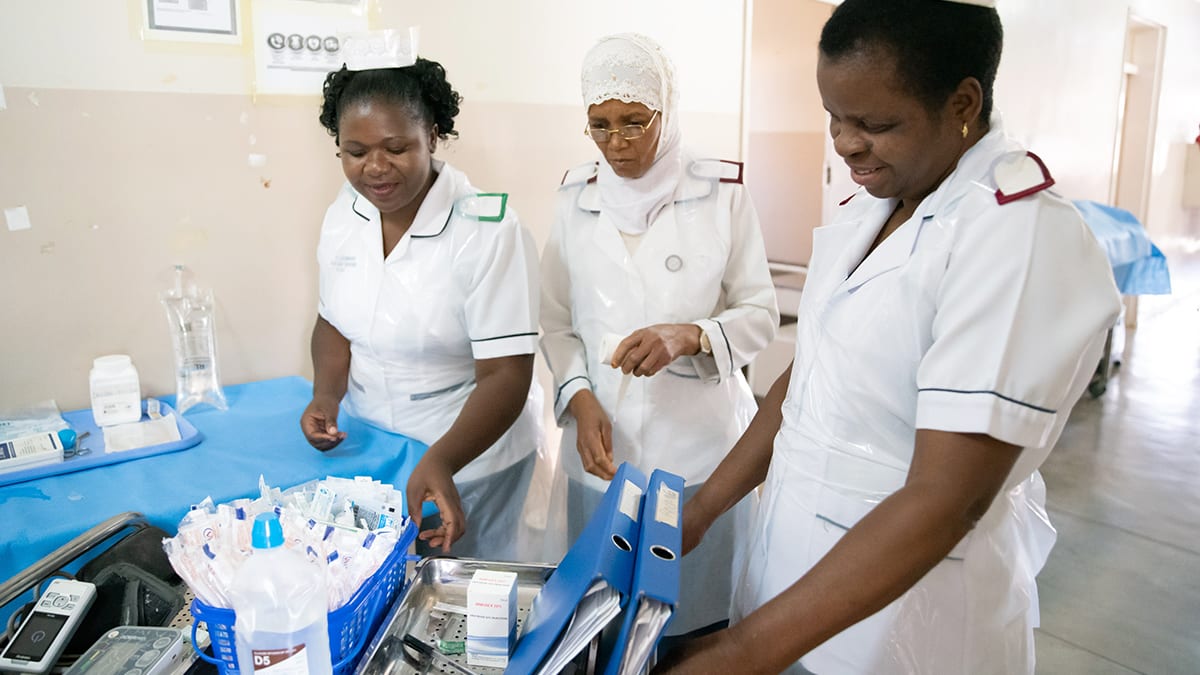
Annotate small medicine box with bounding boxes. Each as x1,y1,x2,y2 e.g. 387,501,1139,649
466,569,517,669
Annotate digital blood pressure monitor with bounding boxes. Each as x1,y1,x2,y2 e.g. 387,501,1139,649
64,626,187,675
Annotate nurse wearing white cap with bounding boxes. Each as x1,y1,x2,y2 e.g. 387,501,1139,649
657,1,1118,673
303,45,543,561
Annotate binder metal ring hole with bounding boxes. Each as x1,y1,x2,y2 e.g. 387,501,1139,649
650,545,676,561
612,534,632,552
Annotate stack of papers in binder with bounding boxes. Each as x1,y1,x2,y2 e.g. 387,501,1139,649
603,469,684,675
508,462,647,674
534,580,622,675
510,463,685,675
615,600,674,675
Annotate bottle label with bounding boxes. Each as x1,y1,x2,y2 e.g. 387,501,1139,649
92,378,140,423
251,644,309,675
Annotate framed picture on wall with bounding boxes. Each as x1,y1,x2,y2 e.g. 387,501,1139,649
142,0,242,44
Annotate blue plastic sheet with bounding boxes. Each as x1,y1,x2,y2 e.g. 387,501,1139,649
0,377,428,588
1074,200,1172,295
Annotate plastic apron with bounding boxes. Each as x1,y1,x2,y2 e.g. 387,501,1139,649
543,157,777,633
732,128,1113,673
550,165,764,490
317,161,542,488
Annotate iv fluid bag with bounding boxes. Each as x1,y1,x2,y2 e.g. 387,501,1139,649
161,270,228,414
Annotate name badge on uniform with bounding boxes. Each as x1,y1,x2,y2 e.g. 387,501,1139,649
332,254,359,271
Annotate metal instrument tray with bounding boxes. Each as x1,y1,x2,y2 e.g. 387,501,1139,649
354,557,593,675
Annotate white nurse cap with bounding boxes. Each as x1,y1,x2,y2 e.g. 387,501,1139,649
339,27,420,71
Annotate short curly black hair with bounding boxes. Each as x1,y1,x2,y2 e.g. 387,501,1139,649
319,58,462,143
819,0,1003,123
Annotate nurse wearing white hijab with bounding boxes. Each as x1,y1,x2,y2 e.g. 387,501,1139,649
541,33,779,637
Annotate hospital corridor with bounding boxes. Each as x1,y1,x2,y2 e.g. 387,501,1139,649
1033,248,1200,674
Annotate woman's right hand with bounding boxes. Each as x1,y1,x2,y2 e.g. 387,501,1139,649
567,389,616,480
300,395,347,450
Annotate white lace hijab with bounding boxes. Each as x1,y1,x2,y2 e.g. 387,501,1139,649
581,33,683,235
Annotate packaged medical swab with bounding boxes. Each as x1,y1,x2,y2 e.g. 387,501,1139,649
163,475,407,611
0,400,68,443
0,431,65,474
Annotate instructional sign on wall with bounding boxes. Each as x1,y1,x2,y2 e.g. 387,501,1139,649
146,0,238,35
252,0,367,95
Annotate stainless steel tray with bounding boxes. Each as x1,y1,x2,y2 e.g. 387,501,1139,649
354,557,593,675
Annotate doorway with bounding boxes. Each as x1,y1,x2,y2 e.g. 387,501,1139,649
1110,13,1166,328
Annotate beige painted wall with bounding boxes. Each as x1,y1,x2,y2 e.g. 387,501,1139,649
0,0,746,410
994,0,1200,241
4,0,1200,412
746,0,832,266
0,89,341,409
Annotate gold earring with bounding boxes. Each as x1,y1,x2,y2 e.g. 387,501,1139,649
961,122,969,139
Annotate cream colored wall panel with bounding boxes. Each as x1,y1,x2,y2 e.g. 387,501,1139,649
0,88,339,409
1183,144,1200,209
993,0,1127,203
995,0,1200,239
747,0,831,133
746,0,830,262
0,0,252,94
1130,0,1200,240
0,0,745,113
379,0,746,112
747,130,824,265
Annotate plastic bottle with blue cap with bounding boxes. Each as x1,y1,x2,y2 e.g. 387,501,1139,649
229,513,332,675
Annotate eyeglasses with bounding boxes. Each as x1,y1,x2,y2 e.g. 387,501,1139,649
584,110,659,143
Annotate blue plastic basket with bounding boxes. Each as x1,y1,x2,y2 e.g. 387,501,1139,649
190,520,417,675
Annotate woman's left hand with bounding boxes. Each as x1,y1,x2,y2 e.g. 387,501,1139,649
406,453,466,553
652,629,743,673
611,324,702,377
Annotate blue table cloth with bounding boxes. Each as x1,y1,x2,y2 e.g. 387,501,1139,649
0,376,428,588
1074,200,1172,295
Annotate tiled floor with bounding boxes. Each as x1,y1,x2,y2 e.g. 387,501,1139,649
1035,247,1200,674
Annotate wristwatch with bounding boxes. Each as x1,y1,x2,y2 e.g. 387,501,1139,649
698,329,712,355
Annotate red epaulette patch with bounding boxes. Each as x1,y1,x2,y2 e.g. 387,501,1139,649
690,158,744,184
560,161,599,187
994,151,1055,205
717,159,744,184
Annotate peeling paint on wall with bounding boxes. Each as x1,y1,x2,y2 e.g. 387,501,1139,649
4,206,32,231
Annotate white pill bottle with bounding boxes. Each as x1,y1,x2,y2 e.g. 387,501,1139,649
90,355,142,426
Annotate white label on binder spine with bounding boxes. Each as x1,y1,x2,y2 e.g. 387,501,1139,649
619,480,643,521
655,484,680,527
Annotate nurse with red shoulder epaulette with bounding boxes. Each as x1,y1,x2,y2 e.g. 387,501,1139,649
655,1,1121,673
540,32,780,641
